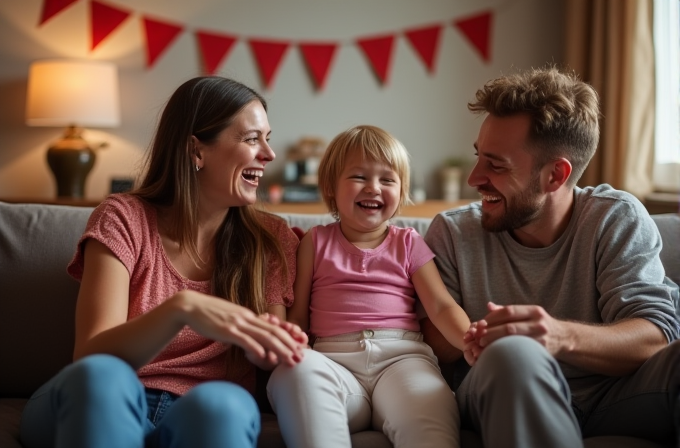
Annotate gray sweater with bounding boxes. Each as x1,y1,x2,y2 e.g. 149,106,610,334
425,184,680,401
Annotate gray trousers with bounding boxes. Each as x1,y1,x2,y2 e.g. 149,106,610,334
457,336,680,448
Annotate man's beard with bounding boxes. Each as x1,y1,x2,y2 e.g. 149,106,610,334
481,173,543,233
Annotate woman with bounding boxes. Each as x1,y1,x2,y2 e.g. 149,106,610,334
19,76,307,448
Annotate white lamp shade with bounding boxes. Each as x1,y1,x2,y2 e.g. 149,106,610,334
26,60,120,128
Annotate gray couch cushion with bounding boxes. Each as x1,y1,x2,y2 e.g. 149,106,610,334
0,202,675,448
651,213,680,287
0,202,94,397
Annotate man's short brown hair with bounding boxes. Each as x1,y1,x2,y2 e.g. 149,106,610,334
468,65,601,186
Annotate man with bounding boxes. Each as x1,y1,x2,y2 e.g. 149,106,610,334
422,65,680,448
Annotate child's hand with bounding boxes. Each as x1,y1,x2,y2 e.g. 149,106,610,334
463,322,484,366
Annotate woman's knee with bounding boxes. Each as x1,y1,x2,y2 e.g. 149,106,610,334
150,383,260,448
56,354,141,398
183,381,258,423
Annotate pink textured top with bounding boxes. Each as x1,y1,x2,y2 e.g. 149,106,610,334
67,194,298,396
309,222,434,337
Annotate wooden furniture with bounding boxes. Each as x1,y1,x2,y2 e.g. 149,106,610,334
6,194,678,217
0,197,102,207
0,198,475,218
261,200,474,218
644,192,679,215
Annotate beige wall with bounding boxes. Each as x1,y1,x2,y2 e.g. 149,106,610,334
0,0,564,201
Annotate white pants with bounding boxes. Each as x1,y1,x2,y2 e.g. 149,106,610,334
267,329,460,448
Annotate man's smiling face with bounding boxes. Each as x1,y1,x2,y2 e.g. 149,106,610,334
468,113,545,233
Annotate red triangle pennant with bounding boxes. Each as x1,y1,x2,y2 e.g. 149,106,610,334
248,39,290,89
299,42,338,91
356,34,395,85
90,1,131,51
404,24,442,74
142,16,184,68
454,11,493,63
196,30,237,75
39,0,79,26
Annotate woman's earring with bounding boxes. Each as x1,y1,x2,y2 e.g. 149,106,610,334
195,165,201,172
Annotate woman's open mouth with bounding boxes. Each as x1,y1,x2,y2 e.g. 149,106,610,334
242,169,263,186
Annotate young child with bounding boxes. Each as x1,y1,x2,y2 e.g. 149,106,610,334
267,125,471,448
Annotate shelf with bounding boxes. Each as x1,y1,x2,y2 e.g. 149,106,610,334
644,192,679,215
261,200,474,218
0,197,101,207
0,197,476,219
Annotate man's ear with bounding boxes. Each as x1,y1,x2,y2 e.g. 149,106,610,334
545,158,572,192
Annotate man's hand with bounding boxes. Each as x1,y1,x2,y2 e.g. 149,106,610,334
474,302,571,357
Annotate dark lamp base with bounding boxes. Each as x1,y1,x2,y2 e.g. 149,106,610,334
46,127,97,199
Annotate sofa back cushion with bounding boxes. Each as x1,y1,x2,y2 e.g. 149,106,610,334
0,202,676,399
0,202,94,397
651,213,680,287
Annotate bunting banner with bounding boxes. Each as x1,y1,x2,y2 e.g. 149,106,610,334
195,30,237,75
142,16,183,68
40,0,494,89
248,39,291,89
39,0,78,26
90,0,131,50
299,43,338,91
454,11,493,62
357,35,395,85
404,24,442,74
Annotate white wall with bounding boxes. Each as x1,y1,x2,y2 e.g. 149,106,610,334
0,0,564,201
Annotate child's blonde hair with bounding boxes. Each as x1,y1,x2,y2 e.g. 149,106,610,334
317,125,412,220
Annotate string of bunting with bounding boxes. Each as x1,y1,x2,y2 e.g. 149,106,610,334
38,0,494,90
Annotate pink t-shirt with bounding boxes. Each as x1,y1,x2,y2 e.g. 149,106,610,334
309,222,434,337
67,194,298,396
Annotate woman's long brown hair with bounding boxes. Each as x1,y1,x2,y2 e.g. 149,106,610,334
133,76,289,316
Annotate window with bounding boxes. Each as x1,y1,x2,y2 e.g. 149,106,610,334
653,0,680,192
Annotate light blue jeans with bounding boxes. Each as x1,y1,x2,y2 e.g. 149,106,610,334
19,354,260,448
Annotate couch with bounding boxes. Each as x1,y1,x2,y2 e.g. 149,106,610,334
0,201,678,448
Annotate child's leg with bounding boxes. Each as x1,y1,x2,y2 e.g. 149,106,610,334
371,340,460,448
267,348,371,448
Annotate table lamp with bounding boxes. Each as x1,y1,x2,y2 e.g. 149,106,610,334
25,60,120,198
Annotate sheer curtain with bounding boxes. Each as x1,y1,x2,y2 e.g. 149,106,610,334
652,0,680,192
564,0,655,198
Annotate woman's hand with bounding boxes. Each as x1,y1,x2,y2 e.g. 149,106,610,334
245,314,309,370
173,291,306,367
265,313,309,345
